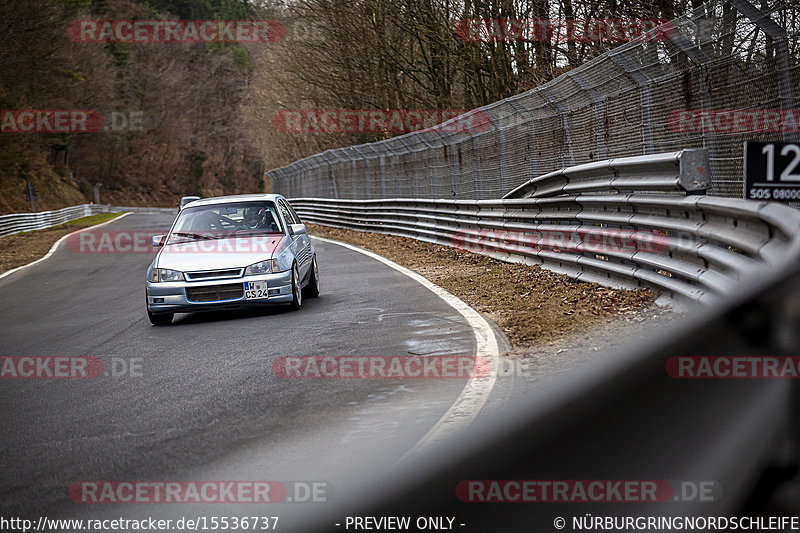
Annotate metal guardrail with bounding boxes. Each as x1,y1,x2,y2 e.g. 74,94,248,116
290,153,800,304
0,204,99,238
503,149,711,199
108,206,178,215
0,204,177,238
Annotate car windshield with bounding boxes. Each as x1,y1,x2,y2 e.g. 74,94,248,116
169,201,283,242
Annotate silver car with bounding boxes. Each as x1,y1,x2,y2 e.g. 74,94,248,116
146,194,319,325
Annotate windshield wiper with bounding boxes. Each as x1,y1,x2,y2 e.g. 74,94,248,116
232,229,283,235
170,231,217,241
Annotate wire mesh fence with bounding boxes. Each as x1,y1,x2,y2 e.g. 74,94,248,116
268,0,800,201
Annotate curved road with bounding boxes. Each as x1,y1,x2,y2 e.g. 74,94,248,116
0,212,492,527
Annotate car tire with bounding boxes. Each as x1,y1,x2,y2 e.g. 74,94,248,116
302,255,320,299
148,309,173,326
289,263,303,311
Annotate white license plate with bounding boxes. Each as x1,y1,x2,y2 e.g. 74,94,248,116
244,281,269,299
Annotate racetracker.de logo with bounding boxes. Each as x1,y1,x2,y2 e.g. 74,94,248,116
70,481,287,504
452,228,671,255
65,231,284,254
456,480,675,502
666,356,800,378
454,19,672,42
1,356,103,378
272,355,491,378
1,110,104,133
272,109,491,134
667,110,800,134
1,356,142,379
69,20,285,43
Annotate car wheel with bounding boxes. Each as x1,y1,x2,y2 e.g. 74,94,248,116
303,255,320,298
289,263,303,310
148,309,173,326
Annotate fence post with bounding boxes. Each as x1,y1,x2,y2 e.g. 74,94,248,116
540,85,575,168
667,21,718,192
608,49,655,155
567,69,608,161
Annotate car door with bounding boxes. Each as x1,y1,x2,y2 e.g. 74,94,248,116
286,201,313,277
278,199,312,279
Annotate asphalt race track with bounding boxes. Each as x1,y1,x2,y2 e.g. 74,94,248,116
0,212,511,527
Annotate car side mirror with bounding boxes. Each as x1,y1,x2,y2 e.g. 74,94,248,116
291,223,307,235
152,234,166,249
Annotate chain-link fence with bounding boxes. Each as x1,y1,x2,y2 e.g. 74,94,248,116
268,0,799,200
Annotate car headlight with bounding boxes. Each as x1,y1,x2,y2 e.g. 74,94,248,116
150,268,184,282
245,259,279,276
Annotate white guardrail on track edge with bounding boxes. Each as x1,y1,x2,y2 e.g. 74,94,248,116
0,204,176,238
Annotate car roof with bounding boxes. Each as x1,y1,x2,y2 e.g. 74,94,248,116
186,193,284,207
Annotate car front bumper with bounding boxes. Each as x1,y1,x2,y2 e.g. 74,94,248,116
146,270,293,314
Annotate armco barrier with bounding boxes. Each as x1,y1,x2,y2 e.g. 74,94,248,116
0,204,99,238
503,149,711,199
0,204,176,238
290,154,800,303
108,206,178,215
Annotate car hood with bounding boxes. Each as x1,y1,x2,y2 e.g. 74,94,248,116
155,235,285,272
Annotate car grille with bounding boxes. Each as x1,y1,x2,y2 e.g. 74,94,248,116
186,283,244,302
185,269,243,281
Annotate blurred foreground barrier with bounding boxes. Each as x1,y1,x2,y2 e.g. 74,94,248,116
301,246,800,530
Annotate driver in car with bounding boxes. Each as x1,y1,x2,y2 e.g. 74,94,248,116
243,207,266,229
243,206,281,232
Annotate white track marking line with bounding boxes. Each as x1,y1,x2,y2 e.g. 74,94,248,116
311,235,500,461
0,213,131,281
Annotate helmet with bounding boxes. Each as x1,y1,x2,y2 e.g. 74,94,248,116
243,207,267,229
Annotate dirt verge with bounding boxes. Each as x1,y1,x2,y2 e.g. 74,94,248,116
307,223,672,350
0,213,124,275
